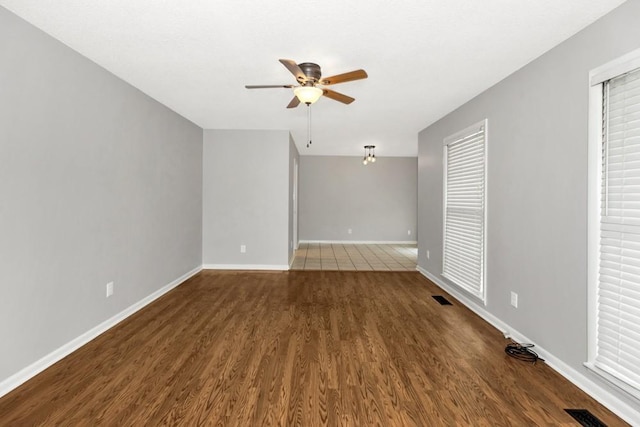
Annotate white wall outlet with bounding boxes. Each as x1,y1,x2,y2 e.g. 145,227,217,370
510,291,518,308
426,250,430,259
106,282,114,298
408,230,411,235
240,245,246,253
348,228,352,234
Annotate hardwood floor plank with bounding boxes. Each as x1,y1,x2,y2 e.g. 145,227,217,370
0,271,629,426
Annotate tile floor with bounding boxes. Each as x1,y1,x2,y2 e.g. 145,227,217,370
291,242,417,271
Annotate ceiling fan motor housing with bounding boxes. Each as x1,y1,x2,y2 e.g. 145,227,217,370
298,62,322,83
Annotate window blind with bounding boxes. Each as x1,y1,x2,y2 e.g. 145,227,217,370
443,122,486,301
597,66,640,393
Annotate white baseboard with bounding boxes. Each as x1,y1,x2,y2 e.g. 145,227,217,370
0,265,202,399
299,240,417,245
202,264,289,271
416,266,640,426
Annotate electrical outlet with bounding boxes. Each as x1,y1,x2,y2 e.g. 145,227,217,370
408,230,411,235
348,228,352,234
106,282,114,298
426,250,430,259
240,245,246,253
510,291,518,308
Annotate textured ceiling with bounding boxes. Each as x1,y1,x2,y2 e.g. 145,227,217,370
0,0,627,156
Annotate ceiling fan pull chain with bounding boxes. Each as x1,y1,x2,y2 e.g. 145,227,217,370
307,104,312,148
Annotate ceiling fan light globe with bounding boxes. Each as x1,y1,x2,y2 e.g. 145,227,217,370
294,86,323,104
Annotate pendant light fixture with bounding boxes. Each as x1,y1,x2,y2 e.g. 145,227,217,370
362,145,376,165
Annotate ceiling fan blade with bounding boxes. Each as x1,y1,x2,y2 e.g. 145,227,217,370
322,89,355,104
286,96,300,109
245,84,294,89
279,59,306,82
320,69,368,86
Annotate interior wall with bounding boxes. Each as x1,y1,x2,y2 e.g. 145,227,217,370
299,156,417,242
202,129,290,268
288,134,300,263
0,7,203,385
418,0,640,415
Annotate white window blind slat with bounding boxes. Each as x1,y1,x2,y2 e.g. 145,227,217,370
445,224,484,238
443,258,482,279
599,307,640,331
443,246,483,266
448,139,484,154
595,66,640,395
447,164,484,176
443,121,486,301
445,223,483,237
444,230,483,244
448,150,485,163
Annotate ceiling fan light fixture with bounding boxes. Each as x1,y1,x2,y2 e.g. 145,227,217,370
294,86,323,104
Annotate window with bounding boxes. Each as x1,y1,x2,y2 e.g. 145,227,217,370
588,49,640,400
443,120,487,303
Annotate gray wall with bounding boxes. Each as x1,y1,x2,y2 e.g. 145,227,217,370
418,0,640,410
202,129,290,267
288,135,300,262
300,156,417,242
0,7,203,384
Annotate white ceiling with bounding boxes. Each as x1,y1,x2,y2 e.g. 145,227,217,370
0,0,627,156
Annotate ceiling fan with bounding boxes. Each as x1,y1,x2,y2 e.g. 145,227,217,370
245,59,368,108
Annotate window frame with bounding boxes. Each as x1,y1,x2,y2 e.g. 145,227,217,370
586,47,640,401
442,119,488,304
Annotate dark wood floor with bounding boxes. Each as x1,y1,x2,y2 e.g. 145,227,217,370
0,271,626,426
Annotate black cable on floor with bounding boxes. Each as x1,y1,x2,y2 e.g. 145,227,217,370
505,342,544,364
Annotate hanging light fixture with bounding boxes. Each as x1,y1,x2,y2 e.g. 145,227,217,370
294,85,323,105
363,145,376,165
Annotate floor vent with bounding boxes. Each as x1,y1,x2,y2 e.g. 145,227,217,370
564,409,607,427
432,295,452,305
